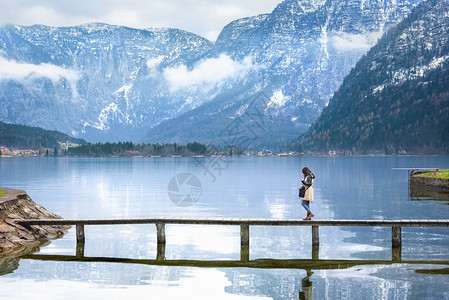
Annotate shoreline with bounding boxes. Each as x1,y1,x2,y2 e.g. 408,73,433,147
1,153,448,159
409,169,449,192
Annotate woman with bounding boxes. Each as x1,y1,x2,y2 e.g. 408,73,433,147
300,167,315,220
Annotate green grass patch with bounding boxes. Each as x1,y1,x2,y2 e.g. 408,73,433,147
415,169,449,179
0,190,4,196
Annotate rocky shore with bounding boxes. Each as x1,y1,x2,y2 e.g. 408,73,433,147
409,169,449,192
0,188,70,255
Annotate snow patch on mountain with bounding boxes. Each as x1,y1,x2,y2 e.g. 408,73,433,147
373,55,449,94
95,103,124,131
267,90,290,109
393,55,449,82
146,56,165,69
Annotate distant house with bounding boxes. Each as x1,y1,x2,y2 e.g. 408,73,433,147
0,146,11,156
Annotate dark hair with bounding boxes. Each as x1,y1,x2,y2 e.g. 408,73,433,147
302,167,315,179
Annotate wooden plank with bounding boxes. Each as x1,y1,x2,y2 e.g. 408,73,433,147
13,218,449,227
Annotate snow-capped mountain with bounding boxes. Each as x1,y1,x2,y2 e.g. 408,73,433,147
0,23,212,141
145,0,422,145
0,0,421,144
300,0,449,153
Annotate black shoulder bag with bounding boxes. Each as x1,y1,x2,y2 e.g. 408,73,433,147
298,186,306,198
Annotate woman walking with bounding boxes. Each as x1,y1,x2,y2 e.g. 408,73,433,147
300,167,315,220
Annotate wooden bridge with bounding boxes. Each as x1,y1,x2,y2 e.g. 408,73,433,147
14,218,449,261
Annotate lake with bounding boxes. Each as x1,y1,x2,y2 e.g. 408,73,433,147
0,156,448,299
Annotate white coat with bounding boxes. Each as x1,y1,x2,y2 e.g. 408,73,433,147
301,176,314,202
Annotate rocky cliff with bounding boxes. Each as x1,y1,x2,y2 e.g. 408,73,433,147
0,188,69,255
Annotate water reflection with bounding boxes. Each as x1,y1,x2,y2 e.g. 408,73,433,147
298,270,313,300
5,252,448,299
18,253,449,271
409,184,449,203
0,242,48,275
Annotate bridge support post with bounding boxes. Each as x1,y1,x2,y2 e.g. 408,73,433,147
392,246,402,262
241,245,249,262
392,226,401,248
156,223,166,244
76,241,85,257
312,225,319,247
312,245,319,260
240,224,249,246
240,224,249,262
157,243,166,261
76,224,85,243
76,224,85,257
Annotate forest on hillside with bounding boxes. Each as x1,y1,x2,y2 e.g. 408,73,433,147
0,121,86,150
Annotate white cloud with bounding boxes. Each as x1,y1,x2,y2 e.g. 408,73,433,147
0,0,281,41
0,56,80,83
163,54,260,91
0,56,80,96
329,31,382,51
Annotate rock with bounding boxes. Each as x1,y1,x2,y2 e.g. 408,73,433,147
0,188,70,255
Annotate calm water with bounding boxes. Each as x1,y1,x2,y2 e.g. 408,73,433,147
0,156,449,299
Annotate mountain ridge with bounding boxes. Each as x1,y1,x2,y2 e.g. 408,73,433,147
299,0,449,154
144,0,421,146
0,0,422,145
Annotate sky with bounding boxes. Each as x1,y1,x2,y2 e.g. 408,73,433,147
0,0,282,41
